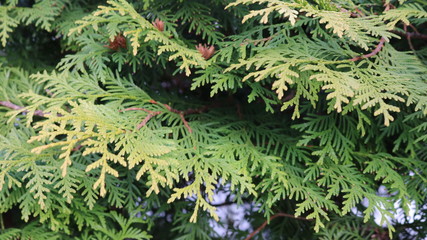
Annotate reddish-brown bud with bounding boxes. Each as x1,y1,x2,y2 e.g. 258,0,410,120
104,34,127,51
152,19,165,32
196,44,215,60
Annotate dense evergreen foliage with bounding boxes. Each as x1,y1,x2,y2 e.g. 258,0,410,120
0,0,426,239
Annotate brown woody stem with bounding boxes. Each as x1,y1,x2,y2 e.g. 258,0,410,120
123,100,222,133
149,99,195,133
349,37,386,61
403,25,416,52
137,111,162,129
390,29,427,40
0,101,46,117
120,107,162,130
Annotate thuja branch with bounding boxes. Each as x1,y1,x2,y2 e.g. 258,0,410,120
390,31,427,40
391,26,427,52
241,36,273,46
122,99,225,133
0,101,46,117
138,111,162,130
349,37,386,61
122,101,213,133
0,101,24,111
149,100,222,133
346,3,418,62
148,100,199,133
120,107,162,130
403,25,416,52
245,213,312,240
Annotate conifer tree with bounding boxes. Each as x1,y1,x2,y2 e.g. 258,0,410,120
0,0,426,239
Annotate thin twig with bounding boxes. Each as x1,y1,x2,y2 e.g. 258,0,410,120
120,107,162,129
347,2,425,61
72,145,83,152
241,36,273,46
349,37,386,61
123,100,222,133
384,2,395,11
120,107,150,112
245,213,312,240
121,107,161,115
354,8,365,17
407,24,420,34
389,30,427,40
0,101,25,111
404,25,416,52
0,101,46,117
179,113,192,133
137,111,162,129
149,99,195,133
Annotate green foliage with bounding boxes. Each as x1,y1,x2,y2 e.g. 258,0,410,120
0,0,426,239
0,6,19,47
